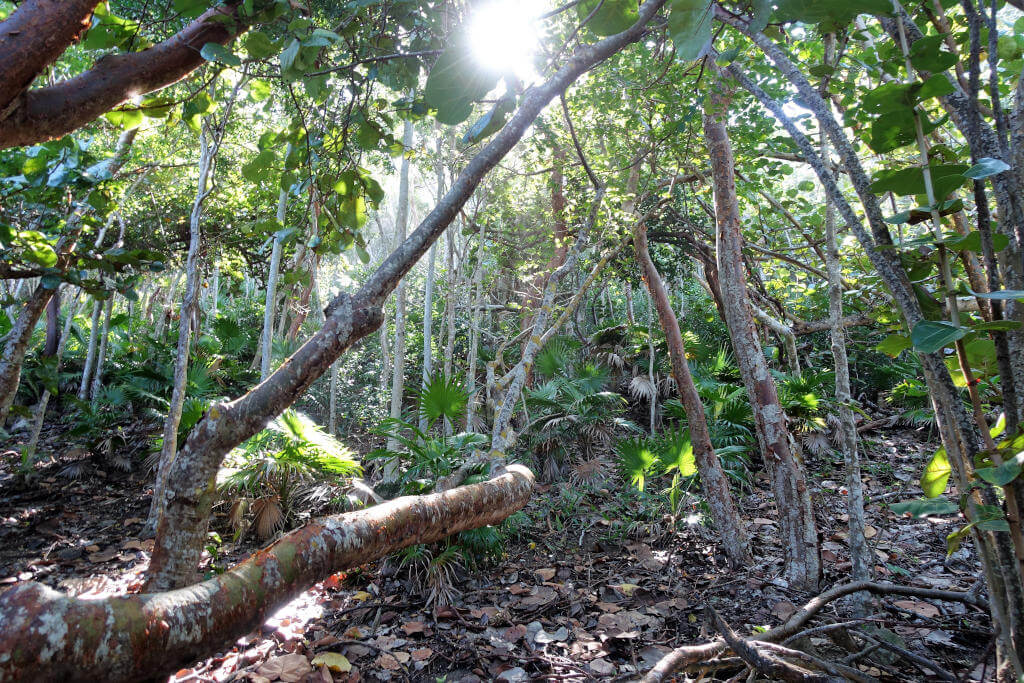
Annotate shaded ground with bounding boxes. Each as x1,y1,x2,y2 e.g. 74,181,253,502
0,426,994,681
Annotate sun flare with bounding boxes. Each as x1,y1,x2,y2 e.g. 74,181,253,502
469,0,544,80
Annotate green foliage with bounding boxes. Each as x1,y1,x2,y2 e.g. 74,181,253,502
219,409,361,538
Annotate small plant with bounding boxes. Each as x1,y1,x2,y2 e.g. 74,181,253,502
218,409,360,539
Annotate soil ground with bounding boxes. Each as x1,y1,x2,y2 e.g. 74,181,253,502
0,426,994,681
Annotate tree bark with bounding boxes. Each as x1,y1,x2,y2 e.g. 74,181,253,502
0,467,534,683
631,177,750,566
466,222,487,429
387,117,414,450
259,147,292,381
148,119,217,533
0,1,252,148
0,0,98,116
143,0,667,590
419,132,444,431
704,75,820,591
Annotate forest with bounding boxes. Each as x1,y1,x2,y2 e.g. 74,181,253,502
3,0,1024,680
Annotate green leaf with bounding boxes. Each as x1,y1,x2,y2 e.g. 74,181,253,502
104,108,144,130
968,288,1024,301
667,0,713,61
20,231,57,268
910,35,957,73
978,518,1011,532
248,79,272,101
964,157,1011,180
890,498,959,517
774,0,892,30
970,320,1022,332
242,149,277,183
911,320,969,354
976,452,1024,487
870,164,969,198
200,42,241,67
921,446,951,498
876,333,912,358
945,230,1009,253
280,38,301,73
577,0,640,37
243,31,280,59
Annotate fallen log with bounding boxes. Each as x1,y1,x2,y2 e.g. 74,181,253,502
0,466,534,683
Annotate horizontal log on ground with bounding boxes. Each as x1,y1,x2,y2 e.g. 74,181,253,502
0,466,534,683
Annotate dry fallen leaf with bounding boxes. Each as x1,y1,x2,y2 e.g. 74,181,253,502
535,567,557,581
311,652,352,673
402,621,426,635
257,653,311,682
411,648,433,661
894,600,940,618
376,653,401,671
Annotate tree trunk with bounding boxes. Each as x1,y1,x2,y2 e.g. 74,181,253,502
388,116,415,450
259,146,292,381
418,133,444,431
148,120,216,533
143,2,666,590
0,468,534,683
821,33,870,612
704,76,820,591
24,289,83,462
88,296,114,400
466,222,487,430
631,183,749,566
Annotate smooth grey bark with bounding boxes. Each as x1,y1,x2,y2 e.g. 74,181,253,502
144,0,667,590
24,289,83,461
147,117,219,534
387,117,414,451
418,132,444,431
821,33,870,613
259,145,292,382
466,221,487,430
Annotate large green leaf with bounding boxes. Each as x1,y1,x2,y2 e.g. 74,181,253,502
577,0,639,37
910,320,969,354
667,0,713,61
890,497,958,517
976,452,1024,487
869,164,969,198
876,333,912,358
921,446,951,498
964,157,1011,180
423,39,498,125
774,0,892,30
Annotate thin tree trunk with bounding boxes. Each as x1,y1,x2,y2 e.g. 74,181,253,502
704,75,820,591
259,144,292,381
821,33,870,614
387,117,415,451
24,289,83,461
631,178,749,566
89,296,114,400
418,132,444,431
147,119,217,533
466,222,487,430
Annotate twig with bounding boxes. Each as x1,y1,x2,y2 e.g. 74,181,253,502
707,607,844,682
856,632,957,682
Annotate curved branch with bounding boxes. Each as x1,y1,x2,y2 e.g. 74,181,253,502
0,467,535,683
0,0,100,116
0,2,248,149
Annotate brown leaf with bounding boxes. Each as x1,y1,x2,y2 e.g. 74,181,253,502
535,567,557,581
376,654,401,671
257,654,312,682
88,547,120,563
893,600,940,618
401,621,426,635
411,648,433,661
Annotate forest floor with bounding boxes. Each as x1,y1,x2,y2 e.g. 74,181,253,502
0,426,995,682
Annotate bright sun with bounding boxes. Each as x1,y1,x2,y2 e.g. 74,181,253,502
469,0,544,80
